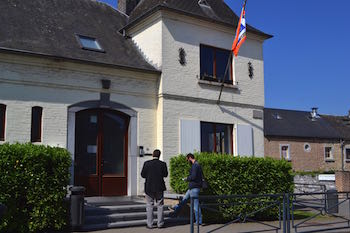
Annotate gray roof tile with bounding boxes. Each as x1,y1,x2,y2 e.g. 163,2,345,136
0,0,158,72
264,108,340,139
127,0,272,38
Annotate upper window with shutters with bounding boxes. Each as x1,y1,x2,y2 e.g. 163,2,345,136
200,44,233,85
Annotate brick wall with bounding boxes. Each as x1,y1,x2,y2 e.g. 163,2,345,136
265,137,348,171
335,171,350,192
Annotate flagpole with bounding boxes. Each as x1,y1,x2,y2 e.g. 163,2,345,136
217,50,233,105
217,0,247,105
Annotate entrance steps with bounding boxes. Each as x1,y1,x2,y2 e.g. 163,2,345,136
80,196,188,231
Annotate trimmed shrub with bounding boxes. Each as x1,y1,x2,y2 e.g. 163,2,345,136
170,152,293,222
0,143,71,233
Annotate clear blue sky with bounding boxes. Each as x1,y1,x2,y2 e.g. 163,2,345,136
100,0,350,116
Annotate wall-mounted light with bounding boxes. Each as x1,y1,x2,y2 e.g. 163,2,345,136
248,62,254,79
178,47,187,66
139,146,145,157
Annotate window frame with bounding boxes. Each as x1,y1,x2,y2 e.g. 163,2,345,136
345,147,350,162
280,144,291,161
200,121,233,155
75,34,105,53
324,146,334,161
31,106,43,143
200,44,233,84
0,104,6,141
304,143,311,152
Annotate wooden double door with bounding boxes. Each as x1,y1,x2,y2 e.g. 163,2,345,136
74,109,129,196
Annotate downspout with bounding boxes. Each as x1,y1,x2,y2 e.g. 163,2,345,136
341,139,345,171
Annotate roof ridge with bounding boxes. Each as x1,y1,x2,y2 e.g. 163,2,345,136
265,107,312,113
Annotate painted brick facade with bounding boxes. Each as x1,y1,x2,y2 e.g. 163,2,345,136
1,4,269,195
129,11,267,163
0,53,158,195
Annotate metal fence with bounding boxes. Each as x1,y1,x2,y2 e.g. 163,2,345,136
189,191,350,233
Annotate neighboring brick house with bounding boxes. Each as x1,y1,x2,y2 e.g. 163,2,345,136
0,0,271,196
264,108,350,172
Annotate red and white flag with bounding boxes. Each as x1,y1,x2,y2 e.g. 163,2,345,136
232,0,247,57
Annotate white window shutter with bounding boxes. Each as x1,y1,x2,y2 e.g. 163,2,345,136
236,124,254,157
180,119,201,154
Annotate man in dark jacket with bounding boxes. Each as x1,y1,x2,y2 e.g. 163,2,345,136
172,153,202,225
141,149,168,229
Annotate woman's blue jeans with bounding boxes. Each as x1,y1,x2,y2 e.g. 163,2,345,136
174,188,202,224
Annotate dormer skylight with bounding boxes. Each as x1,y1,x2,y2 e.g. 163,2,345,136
198,0,210,7
272,113,283,120
77,35,104,52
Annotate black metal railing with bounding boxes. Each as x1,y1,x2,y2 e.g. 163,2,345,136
291,191,350,233
190,193,285,233
189,191,350,233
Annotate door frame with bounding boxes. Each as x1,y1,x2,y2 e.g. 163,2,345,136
67,100,138,196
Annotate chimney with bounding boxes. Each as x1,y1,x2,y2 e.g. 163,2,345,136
118,0,140,15
311,107,318,120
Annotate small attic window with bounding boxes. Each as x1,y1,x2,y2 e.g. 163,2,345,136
198,0,210,7
273,113,283,120
76,35,104,52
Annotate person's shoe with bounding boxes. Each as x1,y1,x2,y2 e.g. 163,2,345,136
146,225,153,229
157,225,165,229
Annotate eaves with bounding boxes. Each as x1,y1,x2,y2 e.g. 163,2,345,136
0,47,162,75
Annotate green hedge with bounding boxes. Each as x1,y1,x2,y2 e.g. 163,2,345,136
0,143,71,233
170,152,293,222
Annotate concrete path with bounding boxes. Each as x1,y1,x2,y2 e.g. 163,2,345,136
78,219,350,233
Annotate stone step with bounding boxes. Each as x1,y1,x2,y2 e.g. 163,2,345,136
85,210,173,224
85,204,171,216
80,217,188,232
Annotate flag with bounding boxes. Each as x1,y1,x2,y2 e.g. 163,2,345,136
232,0,247,57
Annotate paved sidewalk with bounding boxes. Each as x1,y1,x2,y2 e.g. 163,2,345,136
79,220,350,233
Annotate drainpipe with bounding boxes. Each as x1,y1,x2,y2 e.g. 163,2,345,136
341,139,345,171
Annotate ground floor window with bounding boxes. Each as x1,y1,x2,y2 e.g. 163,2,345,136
201,122,233,154
324,146,334,161
280,144,290,161
0,104,6,141
31,106,43,142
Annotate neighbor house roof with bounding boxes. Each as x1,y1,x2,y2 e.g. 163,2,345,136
264,108,340,139
321,115,350,140
125,0,272,39
0,0,159,73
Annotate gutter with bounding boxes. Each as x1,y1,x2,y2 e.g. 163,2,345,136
341,139,345,171
0,47,162,75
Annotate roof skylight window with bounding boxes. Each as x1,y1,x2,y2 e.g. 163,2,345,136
272,113,283,120
77,35,104,52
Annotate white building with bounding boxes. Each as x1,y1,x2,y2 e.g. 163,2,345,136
0,0,271,196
